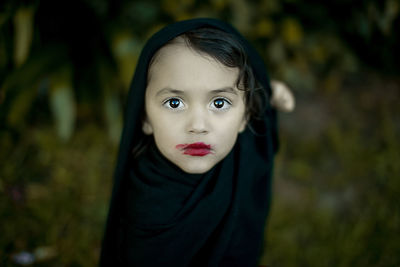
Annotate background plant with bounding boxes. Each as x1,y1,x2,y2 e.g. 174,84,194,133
1,0,399,266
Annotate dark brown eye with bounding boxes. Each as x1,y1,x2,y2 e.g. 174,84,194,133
210,98,232,111
213,99,225,109
169,98,181,108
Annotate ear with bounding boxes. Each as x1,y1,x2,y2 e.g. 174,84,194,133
142,117,153,135
270,80,295,112
238,114,248,133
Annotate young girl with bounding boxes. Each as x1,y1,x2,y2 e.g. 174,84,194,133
100,18,292,267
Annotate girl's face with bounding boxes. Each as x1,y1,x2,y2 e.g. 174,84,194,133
143,42,246,174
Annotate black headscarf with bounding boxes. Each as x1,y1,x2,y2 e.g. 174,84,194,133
99,18,279,267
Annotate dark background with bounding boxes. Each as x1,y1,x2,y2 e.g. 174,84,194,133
1,0,399,266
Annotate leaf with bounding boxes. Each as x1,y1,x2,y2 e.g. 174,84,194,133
13,6,35,67
281,18,303,46
210,0,228,10
34,246,57,261
267,39,287,64
111,32,141,89
49,69,76,141
231,0,253,33
2,45,67,95
7,85,37,128
255,18,275,37
162,0,195,19
104,93,122,144
7,88,36,127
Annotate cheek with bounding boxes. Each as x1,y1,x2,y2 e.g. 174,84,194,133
147,104,169,131
223,107,246,131
150,114,182,144
214,116,243,146
219,126,240,146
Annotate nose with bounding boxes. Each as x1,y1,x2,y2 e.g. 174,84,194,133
187,106,209,134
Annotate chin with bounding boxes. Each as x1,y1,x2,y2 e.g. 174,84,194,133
177,161,215,174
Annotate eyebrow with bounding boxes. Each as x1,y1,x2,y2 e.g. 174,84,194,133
155,86,238,97
156,87,185,97
211,87,238,95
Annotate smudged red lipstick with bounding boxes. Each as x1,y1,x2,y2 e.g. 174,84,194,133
176,142,212,156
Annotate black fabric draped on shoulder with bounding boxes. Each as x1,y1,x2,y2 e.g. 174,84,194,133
99,18,279,267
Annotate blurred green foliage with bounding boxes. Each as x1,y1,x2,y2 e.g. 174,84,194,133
1,0,399,266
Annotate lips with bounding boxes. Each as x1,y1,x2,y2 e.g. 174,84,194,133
176,142,212,156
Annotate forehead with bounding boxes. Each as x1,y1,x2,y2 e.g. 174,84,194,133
147,42,240,94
